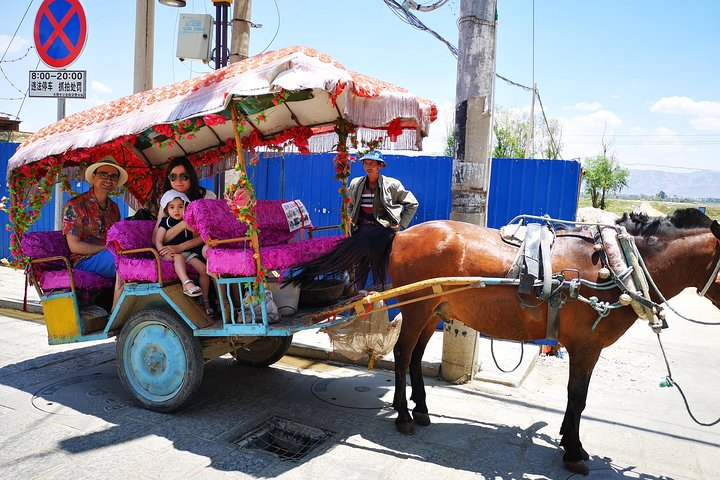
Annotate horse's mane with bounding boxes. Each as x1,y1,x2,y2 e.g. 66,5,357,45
616,208,712,238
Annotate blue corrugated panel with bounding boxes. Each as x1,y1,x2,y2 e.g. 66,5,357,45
253,153,453,231
487,158,581,228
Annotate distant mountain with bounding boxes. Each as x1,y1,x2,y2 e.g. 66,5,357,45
619,170,720,199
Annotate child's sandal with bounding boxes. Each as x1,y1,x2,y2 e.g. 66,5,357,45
182,280,202,297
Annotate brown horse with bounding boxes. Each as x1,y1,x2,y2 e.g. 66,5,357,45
288,208,720,475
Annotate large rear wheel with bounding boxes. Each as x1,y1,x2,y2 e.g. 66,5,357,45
231,336,293,367
116,308,204,412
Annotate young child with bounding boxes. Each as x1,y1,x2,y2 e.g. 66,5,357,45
156,189,213,315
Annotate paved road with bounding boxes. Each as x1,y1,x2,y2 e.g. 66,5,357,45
0,288,719,479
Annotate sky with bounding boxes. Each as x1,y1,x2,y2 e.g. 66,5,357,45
1,0,719,172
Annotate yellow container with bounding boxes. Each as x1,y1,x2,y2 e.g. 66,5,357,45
41,293,81,343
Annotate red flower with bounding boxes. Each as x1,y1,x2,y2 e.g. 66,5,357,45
203,113,226,126
387,118,402,142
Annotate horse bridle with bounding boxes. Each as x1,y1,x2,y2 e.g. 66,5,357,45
697,239,720,298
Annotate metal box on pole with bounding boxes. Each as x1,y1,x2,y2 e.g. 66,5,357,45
176,14,214,62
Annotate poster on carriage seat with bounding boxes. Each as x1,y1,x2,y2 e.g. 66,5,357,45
281,200,312,232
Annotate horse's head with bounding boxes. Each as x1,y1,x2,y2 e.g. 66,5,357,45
619,208,720,306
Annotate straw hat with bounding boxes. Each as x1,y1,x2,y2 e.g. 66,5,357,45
84,156,128,187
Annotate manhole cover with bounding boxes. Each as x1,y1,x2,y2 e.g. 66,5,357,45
235,416,335,461
311,372,395,409
32,368,130,415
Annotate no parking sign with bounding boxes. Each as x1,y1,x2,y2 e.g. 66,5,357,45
34,0,87,69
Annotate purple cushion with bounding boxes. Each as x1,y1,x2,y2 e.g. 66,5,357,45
21,231,71,272
185,199,306,247
39,270,114,291
107,220,198,283
107,220,156,252
21,230,112,294
207,236,344,276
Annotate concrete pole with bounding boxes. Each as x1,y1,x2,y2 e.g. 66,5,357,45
133,0,154,94
53,97,66,229
230,0,251,63
219,0,251,193
442,0,498,384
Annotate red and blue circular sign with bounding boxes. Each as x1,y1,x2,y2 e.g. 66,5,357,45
34,0,87,69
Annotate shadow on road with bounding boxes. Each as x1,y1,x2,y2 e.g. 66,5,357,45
0,341,683,479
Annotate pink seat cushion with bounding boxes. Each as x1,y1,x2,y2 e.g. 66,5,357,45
207,236,344,276
185,199,303,247
39,270,114,291
107,220,193,283
21,231,112,293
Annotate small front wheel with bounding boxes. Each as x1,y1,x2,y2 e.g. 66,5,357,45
231,336,293,367
116,308,203,412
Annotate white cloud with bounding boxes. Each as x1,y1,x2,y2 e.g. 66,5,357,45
0,34,30,55
690,116,720,131
558,109,623,159
650,96,720,117
91,81,113,94
573,101,602,112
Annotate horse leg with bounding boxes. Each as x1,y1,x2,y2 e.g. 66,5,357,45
393,339,414,434
409,317,440,426
393,303,434,435
559,345,601,476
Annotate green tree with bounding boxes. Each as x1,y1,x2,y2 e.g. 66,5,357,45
492,107,563,159
441,106,563,159
582,155,630,209
657,190,667,200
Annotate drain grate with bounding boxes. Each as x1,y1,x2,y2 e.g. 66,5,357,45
235,416,335,461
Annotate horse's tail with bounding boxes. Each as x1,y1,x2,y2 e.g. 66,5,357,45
284,226,396,289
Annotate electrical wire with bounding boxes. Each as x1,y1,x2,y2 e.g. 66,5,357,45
255,0,280,56
403,0,450,13
12,59,40,123
0,0,35,63
382,0,458,57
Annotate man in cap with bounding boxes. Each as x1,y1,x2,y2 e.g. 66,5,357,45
347,150,418,288
63,156,128,306
348,150,418,233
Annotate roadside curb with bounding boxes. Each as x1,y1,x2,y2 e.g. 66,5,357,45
0,298,43,315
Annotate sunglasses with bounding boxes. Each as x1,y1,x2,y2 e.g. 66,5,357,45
94,171,120,182
168,173,190,182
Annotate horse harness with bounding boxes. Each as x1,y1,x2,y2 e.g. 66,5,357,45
501,221,565,339
500,216,666,339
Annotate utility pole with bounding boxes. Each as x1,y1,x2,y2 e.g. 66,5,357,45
215,0,251,196
133,0,155,94
442,0,498,384
230,0,252,63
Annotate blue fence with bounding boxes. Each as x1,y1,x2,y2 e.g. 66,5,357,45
487,158,582,228
251,153,452,230
1,147,581,260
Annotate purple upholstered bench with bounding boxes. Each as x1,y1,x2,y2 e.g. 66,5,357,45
106,219,194,284
184,199,344,276
21,231,114,300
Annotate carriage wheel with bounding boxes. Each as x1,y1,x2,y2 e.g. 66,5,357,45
231,336,293,367
116,308,204,412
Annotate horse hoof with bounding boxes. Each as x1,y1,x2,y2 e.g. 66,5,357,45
413,411,431,426
563,459,589,476
395,421,415,435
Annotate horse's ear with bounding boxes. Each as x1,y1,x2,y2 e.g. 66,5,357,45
711,220,720,241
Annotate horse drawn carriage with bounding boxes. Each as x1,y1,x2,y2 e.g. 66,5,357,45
6,46,720,475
